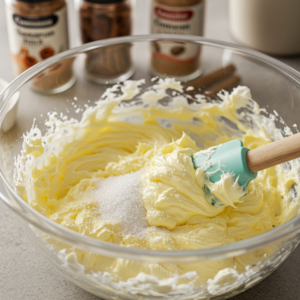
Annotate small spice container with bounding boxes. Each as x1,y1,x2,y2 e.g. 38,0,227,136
5,0,75,93
79,0,133,84
150,0,205,81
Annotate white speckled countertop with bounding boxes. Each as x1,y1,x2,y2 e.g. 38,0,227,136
1,0,300,299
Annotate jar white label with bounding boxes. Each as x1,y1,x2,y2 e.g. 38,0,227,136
150,1,204,78
151,1,205,36
5,5,69,75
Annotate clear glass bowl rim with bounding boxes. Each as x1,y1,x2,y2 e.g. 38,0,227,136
1,34,300,263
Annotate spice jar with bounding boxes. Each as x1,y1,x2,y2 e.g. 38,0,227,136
79,0,133,84
5,0,75,93
150,0,205,81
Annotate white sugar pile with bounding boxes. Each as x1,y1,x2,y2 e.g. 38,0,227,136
93,169,150,236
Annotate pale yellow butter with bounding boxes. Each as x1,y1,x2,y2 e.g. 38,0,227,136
15,80,300,285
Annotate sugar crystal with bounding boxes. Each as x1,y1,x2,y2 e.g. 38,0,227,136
93,170,149,236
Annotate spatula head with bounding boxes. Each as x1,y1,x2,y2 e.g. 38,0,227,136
192,139,257,201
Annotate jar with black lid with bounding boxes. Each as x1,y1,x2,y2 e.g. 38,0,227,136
5,0,75,93
79,0,133,84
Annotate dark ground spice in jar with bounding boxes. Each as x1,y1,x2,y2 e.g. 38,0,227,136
79,0,133,83
80,0,131,42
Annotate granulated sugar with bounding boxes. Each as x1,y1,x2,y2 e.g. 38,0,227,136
93,169,149,236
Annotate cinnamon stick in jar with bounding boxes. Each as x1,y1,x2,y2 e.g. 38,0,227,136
79,0,133,83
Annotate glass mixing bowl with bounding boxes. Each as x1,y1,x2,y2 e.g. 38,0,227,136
1,35,300,300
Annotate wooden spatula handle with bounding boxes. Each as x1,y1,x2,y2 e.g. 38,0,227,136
246,132,300,173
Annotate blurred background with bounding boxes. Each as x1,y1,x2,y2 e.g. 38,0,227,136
1,0,300,299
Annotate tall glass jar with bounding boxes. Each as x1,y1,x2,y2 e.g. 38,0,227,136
79,0,134,84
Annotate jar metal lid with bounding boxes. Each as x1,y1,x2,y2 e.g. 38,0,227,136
83,0,125,4
16,0,55,3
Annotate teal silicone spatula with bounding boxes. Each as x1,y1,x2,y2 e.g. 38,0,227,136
192,132,300,202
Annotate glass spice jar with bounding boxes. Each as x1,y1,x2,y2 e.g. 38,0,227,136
79,0,134,84
5,0,75,94
150,0,205,81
